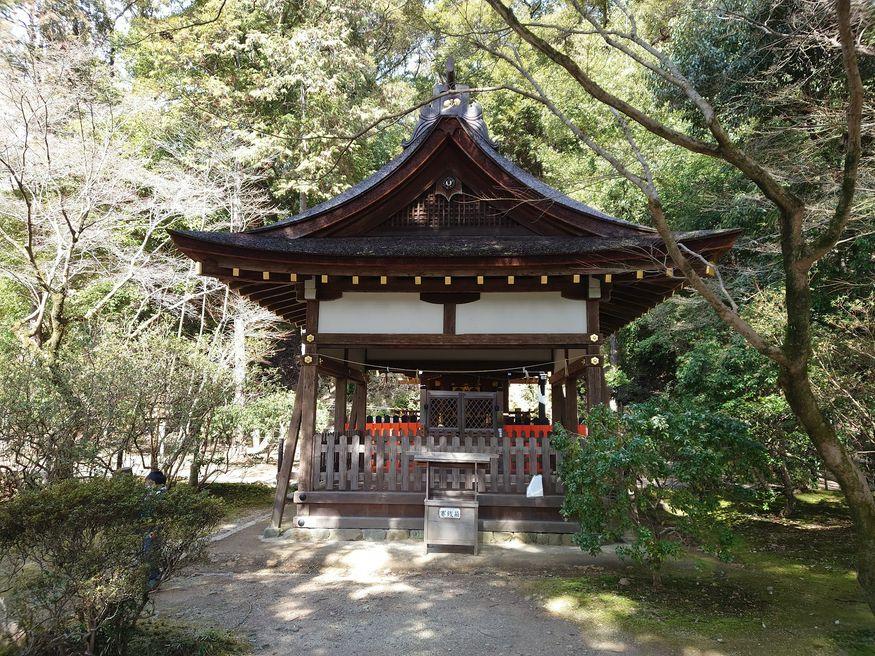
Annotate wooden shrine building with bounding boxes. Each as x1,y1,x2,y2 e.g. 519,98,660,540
170,67,740,536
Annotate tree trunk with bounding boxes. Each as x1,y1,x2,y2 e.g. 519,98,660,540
780,368,875,613
45,291,68,359
188,457,200,487
232,313,246,406
777,458,797,517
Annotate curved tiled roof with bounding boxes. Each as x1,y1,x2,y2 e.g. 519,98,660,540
172,230,736,258
250,88,650,235
169,75,742,335
247,128,428,234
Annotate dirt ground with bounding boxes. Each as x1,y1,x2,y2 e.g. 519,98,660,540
154,511,654,656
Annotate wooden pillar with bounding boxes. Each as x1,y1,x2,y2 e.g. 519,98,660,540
295,363,319,493
297,300,320,494
585,299,606,410
420,385,428,427
584,352,603,410
350,380,367,432
564,376,578,429
496,389,504,429
551,383,564,427
269,382,304,530
334,377,348,433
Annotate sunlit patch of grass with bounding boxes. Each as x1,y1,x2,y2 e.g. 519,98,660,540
533,492,875,655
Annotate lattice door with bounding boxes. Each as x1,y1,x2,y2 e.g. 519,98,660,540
426,391,497,432
462,395,496,429
428,393,459,428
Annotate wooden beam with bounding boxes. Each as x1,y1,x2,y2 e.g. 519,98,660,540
605,290,660,311
320,278,603,294
271,308,307,324
282,307,308,323
201,265,300,285
247,286,298,303
292,490,566,507
316,288,343,301
262,295,303,311
363,359,551,374
229,281,274,295
560,289,589,300
210,267,699,315
316,333,603,348
420,292,480,305
549,355,603,385
316,357,366,385
198,261,672,281
287,515,578,534
263,297,305,314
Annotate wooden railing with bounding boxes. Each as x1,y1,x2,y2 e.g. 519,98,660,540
312,428,564,495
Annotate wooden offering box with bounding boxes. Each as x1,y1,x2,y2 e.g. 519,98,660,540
416,452,493,554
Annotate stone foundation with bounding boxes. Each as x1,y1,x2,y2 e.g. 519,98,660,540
267,526,578,546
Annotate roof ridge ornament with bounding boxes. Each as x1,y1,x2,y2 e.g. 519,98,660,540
403,58,497,149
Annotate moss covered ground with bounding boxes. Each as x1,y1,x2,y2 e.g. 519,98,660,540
203,482,275,519
532,492,875,655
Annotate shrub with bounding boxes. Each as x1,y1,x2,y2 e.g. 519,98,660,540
126,620,248,656
551,400,768,583
0,477,223,655
203,482,274,516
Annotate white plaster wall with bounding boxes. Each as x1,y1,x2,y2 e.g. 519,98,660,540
456,292,587,334
318,293,444,334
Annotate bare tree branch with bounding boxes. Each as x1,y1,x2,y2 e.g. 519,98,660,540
801,0,865,267
482,0,721,157
118,0,229,49
482,0,805,217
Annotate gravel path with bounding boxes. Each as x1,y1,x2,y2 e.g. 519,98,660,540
153,513,650,656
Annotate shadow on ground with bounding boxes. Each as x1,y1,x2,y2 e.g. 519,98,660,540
155,520,656,656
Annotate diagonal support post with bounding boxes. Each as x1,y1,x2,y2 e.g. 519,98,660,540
270,379,304,530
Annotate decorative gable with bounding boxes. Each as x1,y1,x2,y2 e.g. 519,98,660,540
367,177,532,236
